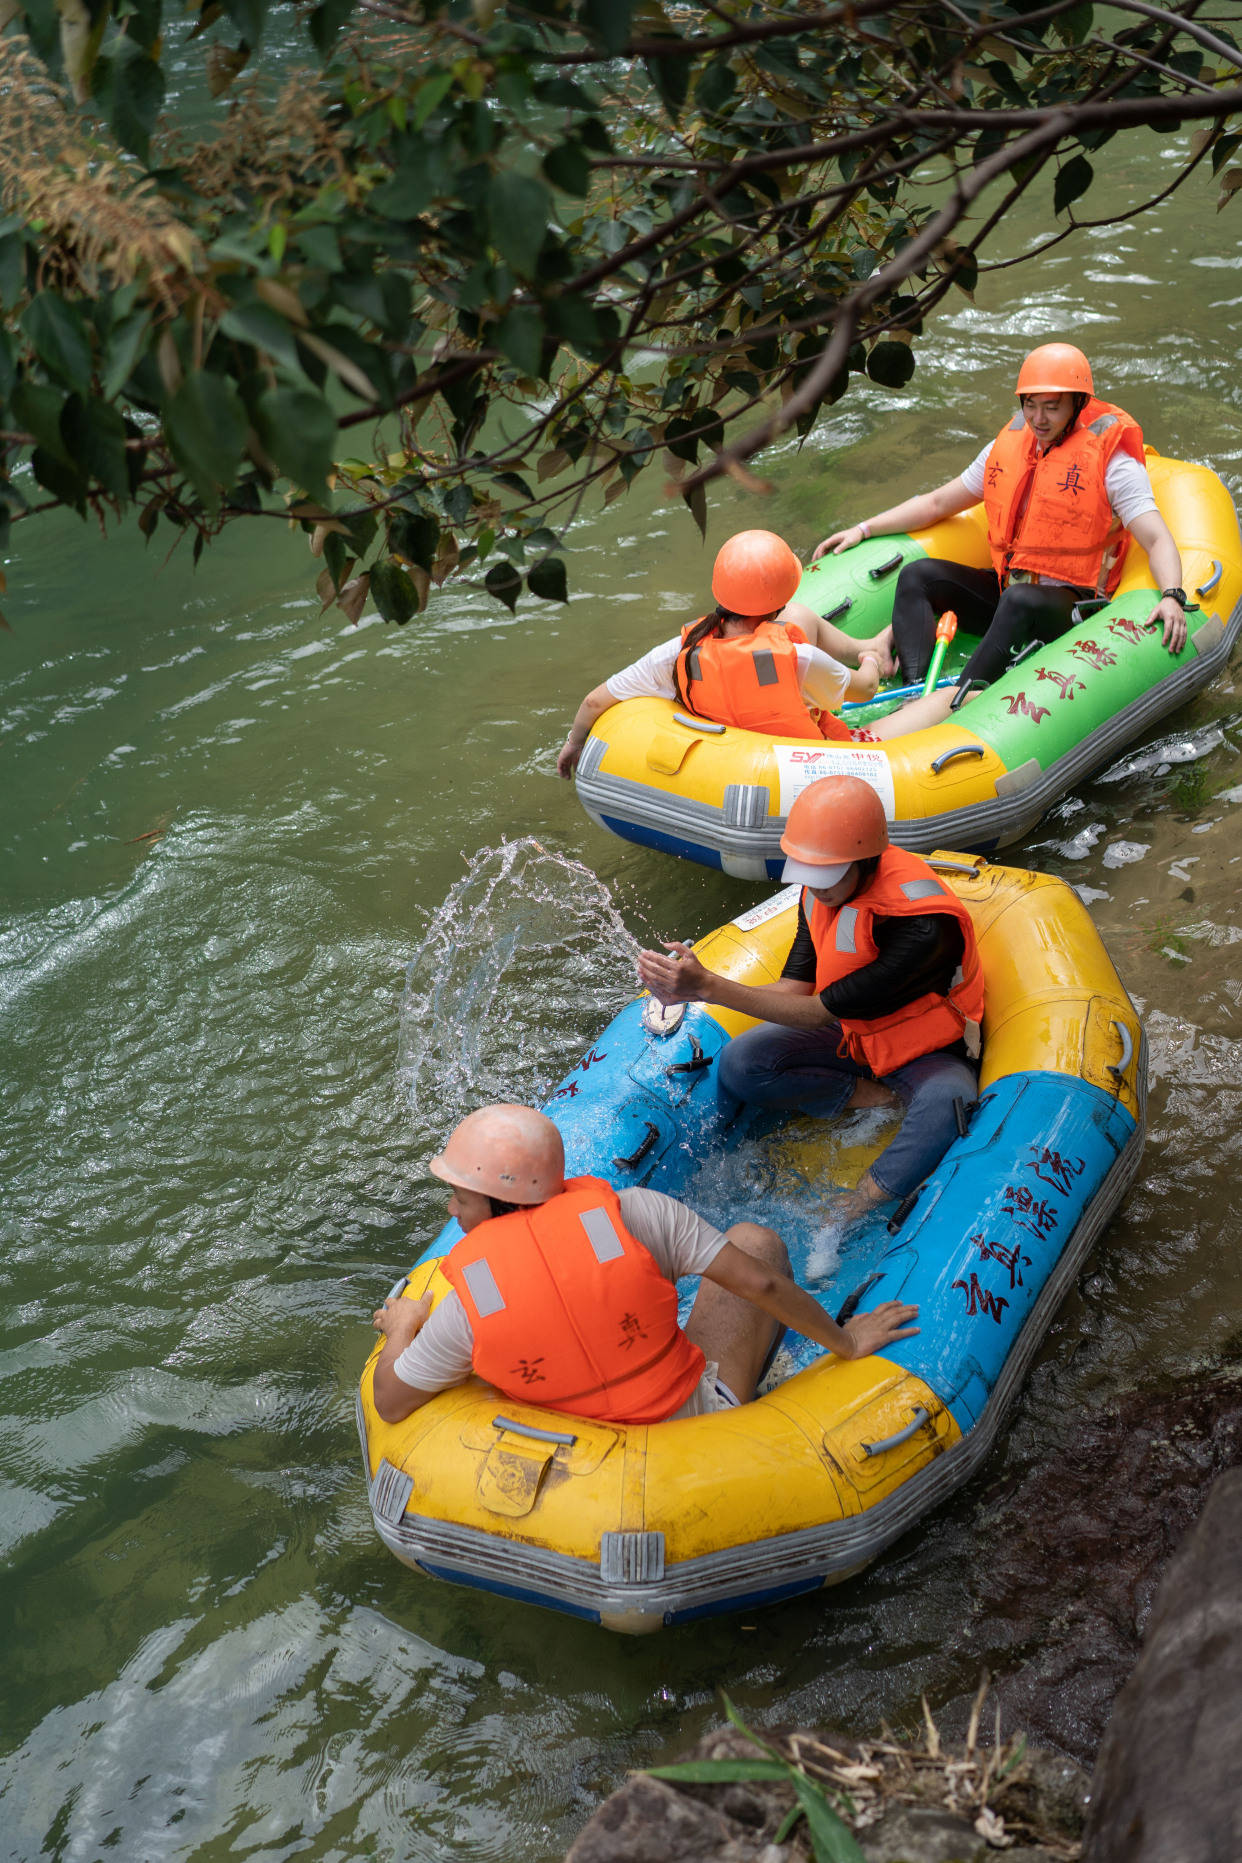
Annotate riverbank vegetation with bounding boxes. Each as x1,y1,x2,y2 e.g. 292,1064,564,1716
1,0,1240,625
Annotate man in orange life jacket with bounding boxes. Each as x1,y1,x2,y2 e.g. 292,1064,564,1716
370,1104,918,1427
810,343,1189,687
637,775,983,1227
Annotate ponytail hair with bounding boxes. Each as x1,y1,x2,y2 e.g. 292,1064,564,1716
674,605,730,710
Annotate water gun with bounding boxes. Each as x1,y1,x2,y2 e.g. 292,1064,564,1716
922,610,958,698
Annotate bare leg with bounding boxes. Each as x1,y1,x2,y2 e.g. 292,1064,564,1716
846,1078,902,1111
681,1222,788,1403
868,686,955,738
824,1169,891,1227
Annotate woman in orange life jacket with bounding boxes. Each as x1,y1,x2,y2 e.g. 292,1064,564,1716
369,1103,918,1428
555,529,958,780
811,343,1189,687
637,774,983,1230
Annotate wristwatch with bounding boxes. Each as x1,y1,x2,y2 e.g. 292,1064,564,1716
1160,587,1187,607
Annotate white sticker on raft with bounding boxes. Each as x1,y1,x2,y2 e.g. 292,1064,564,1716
731,885,799,930
773,744,898,819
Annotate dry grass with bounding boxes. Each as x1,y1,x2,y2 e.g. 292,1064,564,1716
0,35,199,304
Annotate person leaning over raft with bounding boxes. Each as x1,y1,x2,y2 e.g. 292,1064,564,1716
370,1104,918,1427
811,343,1189,687
556,529,956,779
637,775,982,1229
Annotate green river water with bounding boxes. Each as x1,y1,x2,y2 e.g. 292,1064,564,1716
4,136,1242,1861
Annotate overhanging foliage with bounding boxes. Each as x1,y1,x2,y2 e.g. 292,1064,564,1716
0,0,1239,624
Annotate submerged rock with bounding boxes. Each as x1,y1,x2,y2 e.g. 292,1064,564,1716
564,1720,1087,1863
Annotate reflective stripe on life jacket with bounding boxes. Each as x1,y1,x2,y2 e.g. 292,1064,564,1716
806,847,985,1075
441,1176,705,1425
675,619,853,742
982,397,1145,596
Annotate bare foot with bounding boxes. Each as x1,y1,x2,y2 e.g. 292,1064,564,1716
823,1170,891,1229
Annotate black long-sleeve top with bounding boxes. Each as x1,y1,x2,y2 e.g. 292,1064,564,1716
781,899,965,1021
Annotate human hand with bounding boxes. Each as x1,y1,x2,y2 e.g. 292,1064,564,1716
868,625,897,679
636,939,712,1006
1147,596,1188,655
811,525,867,563
838,1299,920,1360
856,652,881,699
556,734,584,779
372,1292,433,1349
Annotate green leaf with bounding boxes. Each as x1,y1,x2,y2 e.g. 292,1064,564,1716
22,293,93,393
866,340,916,389
388,508,439,571
412,68,454,131
582,0,633,55
543,140,591,197
220,302,305,376
1212,133,1242,176
31,444,87,510
645,51,691,118
696,59,737,115
369,557,421,624
12,379,70,462
0,231,25,310
61,395,130,500
527,556,568,602
791,1775,866,1863
484,560,522,612
646,1760,790,1784
495,305,545,378
96,49,166,161
164,370,248,510
487,172,550,277
220,0,264,46
103,309,151,400
1053,153,1093,216
308,0,352,55
1051,2,1093,45
254,386,337,499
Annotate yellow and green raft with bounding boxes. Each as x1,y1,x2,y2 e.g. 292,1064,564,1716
359,858,1144,1631
573,453,1242,878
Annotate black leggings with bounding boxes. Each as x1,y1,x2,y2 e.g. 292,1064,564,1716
891,558,1092,687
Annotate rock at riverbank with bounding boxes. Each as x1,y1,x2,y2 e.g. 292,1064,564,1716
1082,1465,1242,1862
564,1716,1088,1863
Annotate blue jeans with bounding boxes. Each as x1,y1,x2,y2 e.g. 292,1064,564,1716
717,1022,977,1201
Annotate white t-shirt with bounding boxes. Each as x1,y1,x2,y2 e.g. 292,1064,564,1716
604,631,851,716
961,440,1157,527
392,1187,729,1393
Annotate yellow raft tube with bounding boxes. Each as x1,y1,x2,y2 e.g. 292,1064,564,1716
359,859,1144,1631
574,453,1242,878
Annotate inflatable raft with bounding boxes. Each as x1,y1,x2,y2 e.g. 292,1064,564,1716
359,858,1145,1631
574,453,1242,878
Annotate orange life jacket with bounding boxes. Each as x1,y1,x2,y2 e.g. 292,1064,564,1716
806,847,985,1076
982,397,1145,595
441,1176,705,1425
675,619,853,743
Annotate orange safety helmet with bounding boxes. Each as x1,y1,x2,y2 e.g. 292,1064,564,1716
780,774,890,887
1015,343,1094,397
711,530,803,617
430,1104,565,1206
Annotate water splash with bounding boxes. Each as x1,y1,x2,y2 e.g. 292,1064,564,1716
396,838,640,1144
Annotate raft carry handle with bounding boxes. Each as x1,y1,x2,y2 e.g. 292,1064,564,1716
492,1415,578,1447
930,744,985,774
614,1121,660,1170
861,1408,931,1457
672,711,726,734
1196,561,1223,598
820,598,853,623
1107,1020,1134,1089
869,552,904,581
